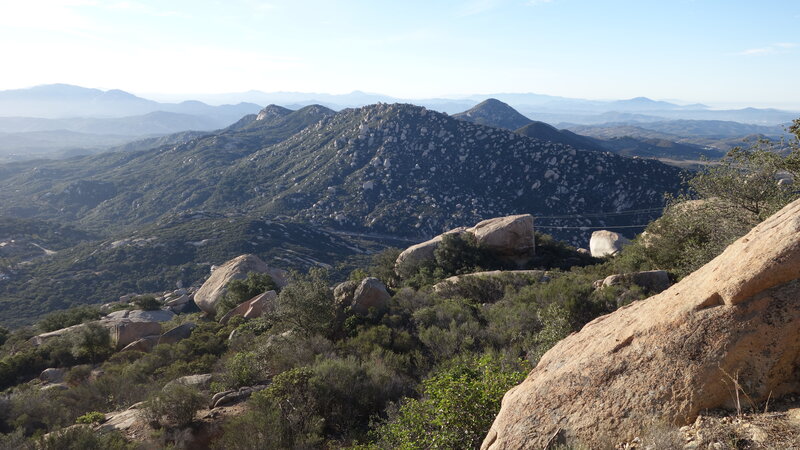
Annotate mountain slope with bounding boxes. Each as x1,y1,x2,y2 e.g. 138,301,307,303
225,103,683,242
514,121,606,152
0,104,336,228
0,215,398,327
0,103,682,245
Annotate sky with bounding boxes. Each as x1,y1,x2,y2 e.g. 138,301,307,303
0,0,799,109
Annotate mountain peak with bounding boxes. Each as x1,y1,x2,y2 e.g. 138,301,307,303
256,104,293,121
452,98,533,130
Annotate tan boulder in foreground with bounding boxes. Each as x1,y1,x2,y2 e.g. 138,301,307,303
194,254,287,315
483,198,800,449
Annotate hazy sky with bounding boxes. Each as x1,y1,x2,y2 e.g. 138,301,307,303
1,0,799,108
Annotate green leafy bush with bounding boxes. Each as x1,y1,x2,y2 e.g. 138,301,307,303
131,295,161,311
37,425,134,450
75,411,105,424
143,384,205,428
37,306,101,333
374,355,529,449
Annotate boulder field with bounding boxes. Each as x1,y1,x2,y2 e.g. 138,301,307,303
482,198,800,449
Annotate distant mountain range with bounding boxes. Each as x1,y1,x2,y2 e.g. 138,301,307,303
451,99,727,161
0,102,681,244
0,84,796,162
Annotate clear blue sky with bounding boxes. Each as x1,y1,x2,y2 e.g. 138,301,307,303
1,0,798,108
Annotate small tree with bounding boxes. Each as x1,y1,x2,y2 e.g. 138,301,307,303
70,322,112,364
274,268,335,336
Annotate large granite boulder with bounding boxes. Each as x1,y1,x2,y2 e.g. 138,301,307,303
164,373,213,391
104,319,163,350
105,309,175,322
395,214,536,276
159,322,196,345
589,229,631,257
433,270,548,294
194,254,287,315
120,335,160,353
351,277,391,316
598,270,672,293
466,214,535,261
333,280,358,310
482,198,800,449
39,368,65,383
219,291,278,324
395,228,467,276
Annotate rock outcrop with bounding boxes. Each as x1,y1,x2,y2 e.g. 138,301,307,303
395,214,535,275
106,320,163,350
433,270,548,294
159,322,196,345
468,215,535,263
333,280,359,309
482,198,800,449
194,255,287,315
395,228,466,276
589,229,631,257
597,270,671,293
105,309,175,323
351,278,391,316
219,291,277,324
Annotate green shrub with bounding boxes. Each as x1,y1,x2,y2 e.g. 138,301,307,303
75,411,105,425
69,322,113,364
131,295,161,311
37,306,101,333
274,268,335,336
214,368,324,450
37,425,134,450
373,355,529,449
143,384,205,428
219,351,263,389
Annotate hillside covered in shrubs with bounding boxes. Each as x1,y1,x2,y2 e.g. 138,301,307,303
0,120,798,449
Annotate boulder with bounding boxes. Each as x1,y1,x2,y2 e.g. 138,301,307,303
96,403,145,433
243,292,274,319
120,335,160,353
212,384,269,409
433,270,548,294
159,322,196,345
395,228,466,275
219,291,278,324
168,299,201,315
29,323,85,346
165,294,190,307
105,309,175,322
333,280,358,309
103,319,163,350
599,270,672,293
589,230,631,257
482,198,800,449
395,215,537,276
164,373,213,391
351,277,391,316
39,368,65,383
466,214,535,261
194,254,287,315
